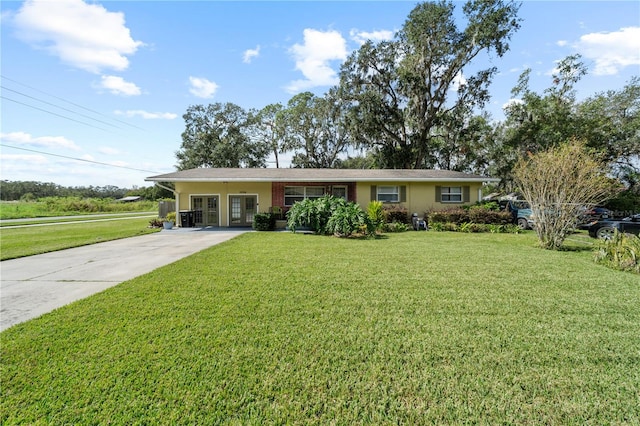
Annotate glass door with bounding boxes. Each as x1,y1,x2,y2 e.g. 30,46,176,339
191,196,218,226
229,195,257,226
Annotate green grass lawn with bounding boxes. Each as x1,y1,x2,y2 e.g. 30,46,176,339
0,212,156,227
0,218,160,260
2,232,638,424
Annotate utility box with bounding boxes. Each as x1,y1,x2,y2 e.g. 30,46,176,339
180,210,195,228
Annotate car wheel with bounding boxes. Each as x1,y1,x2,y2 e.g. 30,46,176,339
596,226,616,239
517,218,529,230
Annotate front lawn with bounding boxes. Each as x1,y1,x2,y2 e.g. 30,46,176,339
2,232,638,424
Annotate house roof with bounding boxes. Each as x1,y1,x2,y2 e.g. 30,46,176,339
146,168,499,183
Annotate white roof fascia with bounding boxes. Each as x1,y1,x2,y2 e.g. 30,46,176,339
146,177,500,183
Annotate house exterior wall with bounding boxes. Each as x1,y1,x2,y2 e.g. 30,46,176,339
173,180,483,227
356,181,483,215
175,181,272,227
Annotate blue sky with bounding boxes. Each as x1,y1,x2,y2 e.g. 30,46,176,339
1,0,639,188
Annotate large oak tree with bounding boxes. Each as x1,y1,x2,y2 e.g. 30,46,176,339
336,0,521,169
176,103,268,170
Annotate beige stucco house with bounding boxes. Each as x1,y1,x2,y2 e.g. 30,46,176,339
145,168,499,227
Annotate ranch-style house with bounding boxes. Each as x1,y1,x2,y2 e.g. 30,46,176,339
145,168,499,228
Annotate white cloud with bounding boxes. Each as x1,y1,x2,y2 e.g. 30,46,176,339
0,131,81,151
556,40,568,47
12,0,143,74
574,26,640,76
189,76,219,98
98,75,141,96
350,29,394,45
286,29,348,93
243,45,260,63
114,110,177,120
98,146,121,155
0,153,49,166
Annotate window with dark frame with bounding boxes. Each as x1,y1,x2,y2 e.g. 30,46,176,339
284,186,326,206
377,186,400,203
440,186,462,202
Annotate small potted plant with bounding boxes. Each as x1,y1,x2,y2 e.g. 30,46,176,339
163,211,176,229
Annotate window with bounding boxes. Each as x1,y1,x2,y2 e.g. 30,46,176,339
377,186,399,203
284,186,325,206
332,186,347,200
441,186,462,202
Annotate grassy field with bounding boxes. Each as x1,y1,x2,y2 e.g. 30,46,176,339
0,199,157,220
0,218,160,260
1,231,638,424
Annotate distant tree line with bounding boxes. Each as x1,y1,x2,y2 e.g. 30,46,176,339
0,180,173,201
175,0,639,198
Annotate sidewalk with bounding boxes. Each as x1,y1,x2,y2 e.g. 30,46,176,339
1,228,249,331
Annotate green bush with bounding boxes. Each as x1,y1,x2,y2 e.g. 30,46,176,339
428,208,512,225
327,203,367,237
165,212,176,222
429,221,521,234
594,231,640,274
467,208,512,224
427,209,469,224
367,201,385,234
149,217,164,228
287,195,347,234
382,221,410,233
383,205,409,224
252,212,276,231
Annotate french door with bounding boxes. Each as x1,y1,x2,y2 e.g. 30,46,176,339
191,196,219,226
229,195,257,227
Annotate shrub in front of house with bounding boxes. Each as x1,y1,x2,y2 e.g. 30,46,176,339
383,205,409,224
252,212,276,231
427,209,469,225
327,203,368,237
427,207,512,225
287,195,376,237
382,221,410,232
287,195,347,234
467,208,512,225
427,207,519,234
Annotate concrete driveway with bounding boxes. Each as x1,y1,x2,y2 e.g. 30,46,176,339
0,228,249,332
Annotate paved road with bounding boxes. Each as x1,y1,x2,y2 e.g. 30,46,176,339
0,228,249,332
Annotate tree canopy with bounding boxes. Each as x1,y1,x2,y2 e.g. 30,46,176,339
336,0,521,169
176,103,269,170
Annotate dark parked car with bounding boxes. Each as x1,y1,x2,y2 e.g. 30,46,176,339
587,214,640,239
578,206,612,229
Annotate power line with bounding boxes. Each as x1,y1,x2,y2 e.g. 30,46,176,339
1,75,146,131
1,85,122,130
1,96,113,132
0,143,162,174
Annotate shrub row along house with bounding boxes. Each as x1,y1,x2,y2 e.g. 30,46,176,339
145,168,499,228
